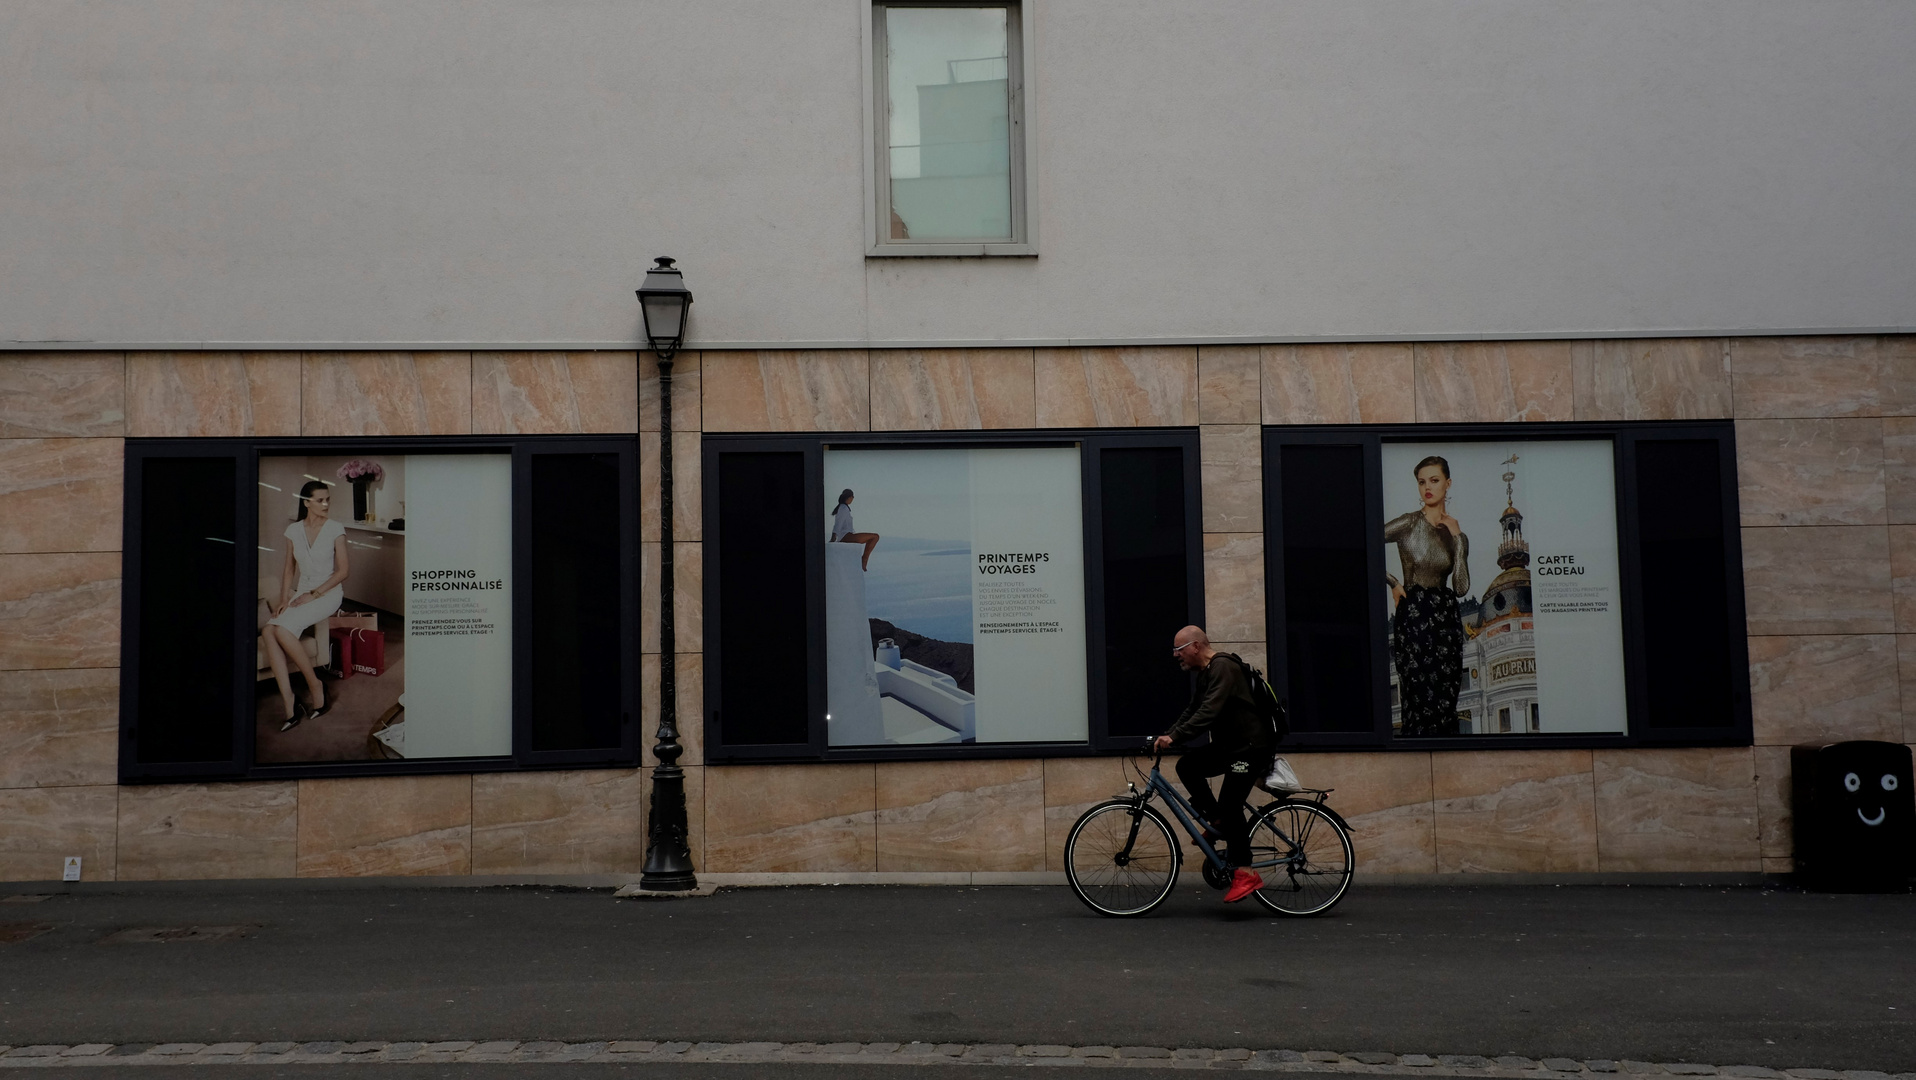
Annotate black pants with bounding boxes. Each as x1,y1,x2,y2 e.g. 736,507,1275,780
1175,745,1272,867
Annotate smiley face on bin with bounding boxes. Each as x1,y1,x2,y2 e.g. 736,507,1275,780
1819,743,1915,846
1843,768,1902,827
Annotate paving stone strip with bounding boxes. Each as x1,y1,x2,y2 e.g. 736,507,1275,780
0,1041,1906,1074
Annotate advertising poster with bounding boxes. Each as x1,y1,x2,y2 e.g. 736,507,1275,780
822,447,1088,746
1378,440,1626,736
254,453,512,763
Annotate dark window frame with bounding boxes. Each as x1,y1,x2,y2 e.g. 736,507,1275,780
119,442,254,781
1263,421,1751,752
514,438,642,769
119,435,641,783
701,428,1204,765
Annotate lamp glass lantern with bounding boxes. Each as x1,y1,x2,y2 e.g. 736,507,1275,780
636,257,693,359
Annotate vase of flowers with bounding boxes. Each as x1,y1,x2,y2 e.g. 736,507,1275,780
336,459,385,523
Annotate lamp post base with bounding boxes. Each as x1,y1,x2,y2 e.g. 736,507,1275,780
614,882,719,899
640,765,697,891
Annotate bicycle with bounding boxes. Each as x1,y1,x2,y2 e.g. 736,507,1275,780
1063,743,1355,918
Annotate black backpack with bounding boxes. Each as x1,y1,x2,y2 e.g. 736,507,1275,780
1224,653,1289,743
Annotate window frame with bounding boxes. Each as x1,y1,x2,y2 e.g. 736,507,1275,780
701,427,1200,764
119,440,256,781
864,0,1038,257
513,437,643,769
1261,420,1752,752
118,434,642,783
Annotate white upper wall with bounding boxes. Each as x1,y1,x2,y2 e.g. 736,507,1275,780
4,0,1912,348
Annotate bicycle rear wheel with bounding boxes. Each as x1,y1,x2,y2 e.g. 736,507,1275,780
1247,800,1353,916
1064,800,1182,917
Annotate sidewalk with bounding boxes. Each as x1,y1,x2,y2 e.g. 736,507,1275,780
0,881,1909,1073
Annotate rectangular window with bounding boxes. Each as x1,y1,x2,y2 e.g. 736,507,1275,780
709,447,817,755
869,2,1034,256
1262,422,1750,751
704,429,1200,762
120,436,640,781
1631,437,1747,736
1096,445,1198,743
1268,442,1377,739
125,455,243,774
523,448,635,758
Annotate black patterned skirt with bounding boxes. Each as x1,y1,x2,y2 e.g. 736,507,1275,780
1392,584,1464,737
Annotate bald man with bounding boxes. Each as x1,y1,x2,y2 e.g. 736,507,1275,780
1153,625,1275,902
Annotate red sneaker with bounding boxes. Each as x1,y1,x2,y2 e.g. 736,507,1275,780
1223,868,1264,903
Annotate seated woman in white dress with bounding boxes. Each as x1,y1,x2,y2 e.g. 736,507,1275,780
831,488,880,570
264,480,350,732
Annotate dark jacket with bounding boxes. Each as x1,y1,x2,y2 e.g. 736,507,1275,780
1163,653,1272,753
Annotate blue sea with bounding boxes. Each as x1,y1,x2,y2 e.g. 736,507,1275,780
863,536,974,643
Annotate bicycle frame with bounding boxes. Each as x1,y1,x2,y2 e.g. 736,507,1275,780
1128,754,1296,875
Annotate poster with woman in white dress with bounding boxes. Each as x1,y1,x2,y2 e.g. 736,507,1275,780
254,452,514,764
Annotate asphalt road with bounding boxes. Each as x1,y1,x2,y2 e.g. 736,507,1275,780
0,883,1910,1071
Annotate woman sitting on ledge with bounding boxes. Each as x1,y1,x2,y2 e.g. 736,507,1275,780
831,488,880,571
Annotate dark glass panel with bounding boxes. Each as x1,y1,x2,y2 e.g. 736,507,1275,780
529,453,624,752
1100,447,1191,739
137,457,238,764
1279,444,1374,734
1635,440,1734,729
715,452,810,745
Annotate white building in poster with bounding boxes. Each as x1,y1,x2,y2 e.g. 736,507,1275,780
825,543,976,746
1457,497,1540,736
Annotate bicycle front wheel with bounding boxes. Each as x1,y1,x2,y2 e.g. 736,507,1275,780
1064,800,1182,917
1248,800,1354,916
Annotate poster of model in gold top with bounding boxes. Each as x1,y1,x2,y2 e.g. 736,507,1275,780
1379,440,1627,736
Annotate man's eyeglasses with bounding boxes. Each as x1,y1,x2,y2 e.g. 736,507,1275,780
1171,641,1196,656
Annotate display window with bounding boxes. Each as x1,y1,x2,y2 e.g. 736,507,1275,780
1265,422,1751,750
119,436,638,781
702,429,1202,763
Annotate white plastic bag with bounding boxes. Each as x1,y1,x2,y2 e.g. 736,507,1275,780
1263,756,1302,793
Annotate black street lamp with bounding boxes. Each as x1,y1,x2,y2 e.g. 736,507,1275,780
636,257,696,892
637,257,693,358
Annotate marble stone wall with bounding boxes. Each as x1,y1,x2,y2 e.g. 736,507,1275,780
1729,336,1916,872
2,337,1909,882
0,354,125,883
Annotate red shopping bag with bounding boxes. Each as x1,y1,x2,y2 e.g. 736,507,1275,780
350,628,387,676
327,627,356,680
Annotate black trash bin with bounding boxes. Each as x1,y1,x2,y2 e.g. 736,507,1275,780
1791,741,1914,891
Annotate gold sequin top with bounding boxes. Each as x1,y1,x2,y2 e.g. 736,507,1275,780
1384,511,1470,596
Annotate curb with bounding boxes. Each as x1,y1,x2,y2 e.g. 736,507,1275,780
0,1040,1907,1074
3,871,1792,895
